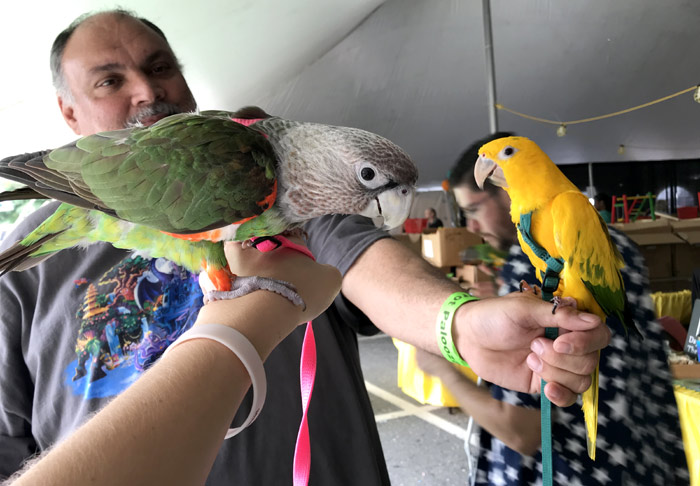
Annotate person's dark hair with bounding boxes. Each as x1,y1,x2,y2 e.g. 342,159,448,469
594,193,612,211
448,131,514,195
50,9,173,100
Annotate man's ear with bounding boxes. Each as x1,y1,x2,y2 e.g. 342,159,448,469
58,95,81,135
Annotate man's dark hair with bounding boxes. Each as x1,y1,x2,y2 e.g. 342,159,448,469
50,9,172,99
448,131,514,195
594,193,612,211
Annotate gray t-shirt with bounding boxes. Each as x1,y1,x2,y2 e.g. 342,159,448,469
0,204,391,485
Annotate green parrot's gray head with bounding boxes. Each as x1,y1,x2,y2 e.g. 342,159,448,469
257,118,418,230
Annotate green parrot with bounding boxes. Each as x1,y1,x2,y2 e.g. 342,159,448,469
0,107,418,301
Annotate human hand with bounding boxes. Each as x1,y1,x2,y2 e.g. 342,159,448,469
196,238,342,358
453,290,610,407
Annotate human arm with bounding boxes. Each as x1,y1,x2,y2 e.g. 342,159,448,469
342,236,608,407
8,240,342,486
415,349,541,456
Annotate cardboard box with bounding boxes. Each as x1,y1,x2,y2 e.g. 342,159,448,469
612,218,684,245
455,264,491,286
639,244,675,280
673,244,700,279
648,278,689,294
671,218,700,244
393,233,422,256
670,364,700,379
421,227,483,267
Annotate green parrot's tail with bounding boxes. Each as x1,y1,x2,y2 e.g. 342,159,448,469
0,231,64,274
582,357,599,461
0,203,86,274
1,202,231,277
0,187,49,202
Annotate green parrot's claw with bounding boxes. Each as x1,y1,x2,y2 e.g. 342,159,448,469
204,275,306,310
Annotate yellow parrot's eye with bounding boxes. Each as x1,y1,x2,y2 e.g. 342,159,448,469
498,146,518,160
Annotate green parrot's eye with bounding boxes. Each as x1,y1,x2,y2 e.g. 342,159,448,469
361,167,375,181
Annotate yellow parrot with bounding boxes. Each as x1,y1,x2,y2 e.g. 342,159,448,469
473,136,639,460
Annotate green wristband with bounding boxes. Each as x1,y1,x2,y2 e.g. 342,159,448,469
436,292,479,367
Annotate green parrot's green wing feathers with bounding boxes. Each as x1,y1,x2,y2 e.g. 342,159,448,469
550,191,628,317
45,114,277,234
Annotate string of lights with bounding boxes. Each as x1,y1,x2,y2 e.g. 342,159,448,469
495,84,700,137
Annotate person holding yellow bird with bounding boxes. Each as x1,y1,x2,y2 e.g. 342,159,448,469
416,133,688,485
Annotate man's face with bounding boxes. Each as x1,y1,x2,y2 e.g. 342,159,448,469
453,185,518,251
58,13,197,136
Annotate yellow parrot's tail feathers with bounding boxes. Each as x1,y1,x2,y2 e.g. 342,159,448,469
582,359,600,460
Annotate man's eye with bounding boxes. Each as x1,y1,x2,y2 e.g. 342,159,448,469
151,63,171,75
97,78,119,88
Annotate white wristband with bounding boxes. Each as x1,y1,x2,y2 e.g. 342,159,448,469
162,324,267,439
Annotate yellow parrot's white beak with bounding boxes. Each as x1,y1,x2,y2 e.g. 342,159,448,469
360,185,414,230
474,155,507,189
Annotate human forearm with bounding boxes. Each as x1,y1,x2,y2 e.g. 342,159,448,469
438,369,540,456
342,237,461,352
416,349,540,456
11,336,248,486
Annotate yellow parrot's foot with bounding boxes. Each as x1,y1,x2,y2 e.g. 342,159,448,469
550,296,577,314
518,280,539,296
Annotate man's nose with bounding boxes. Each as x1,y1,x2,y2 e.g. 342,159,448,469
131,73,164,105
467,218,480,233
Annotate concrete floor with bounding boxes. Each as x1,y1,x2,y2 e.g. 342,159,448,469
358,333,478,485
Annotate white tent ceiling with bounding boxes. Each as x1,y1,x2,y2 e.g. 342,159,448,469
2,0,700,188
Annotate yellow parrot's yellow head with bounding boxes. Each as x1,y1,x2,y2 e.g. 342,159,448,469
473,136,549,190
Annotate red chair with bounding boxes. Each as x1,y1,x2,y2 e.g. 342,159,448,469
658,315,688,352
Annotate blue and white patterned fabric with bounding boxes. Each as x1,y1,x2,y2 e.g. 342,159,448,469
475,227,689,485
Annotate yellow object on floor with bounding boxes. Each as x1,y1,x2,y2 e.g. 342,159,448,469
652,290,692,324
675,384,700,486
393,338,477,406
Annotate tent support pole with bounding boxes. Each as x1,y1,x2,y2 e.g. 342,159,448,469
482,0,498,133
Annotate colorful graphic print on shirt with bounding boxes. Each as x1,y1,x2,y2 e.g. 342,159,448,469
64,255,203,399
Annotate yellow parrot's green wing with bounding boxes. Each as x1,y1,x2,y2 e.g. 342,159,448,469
549,190,641,461
550,191,627,318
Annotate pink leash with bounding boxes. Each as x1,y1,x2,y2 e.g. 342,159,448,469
250,236,316,486
293,321,316,486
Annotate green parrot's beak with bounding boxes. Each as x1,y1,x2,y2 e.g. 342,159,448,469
360,185,414,230
474,155,507,189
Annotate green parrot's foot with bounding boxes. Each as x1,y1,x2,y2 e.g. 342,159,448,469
519,280,539,296
204,275,306,310
550,296,577,314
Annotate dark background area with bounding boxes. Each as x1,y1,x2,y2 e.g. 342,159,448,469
561,158,700,217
